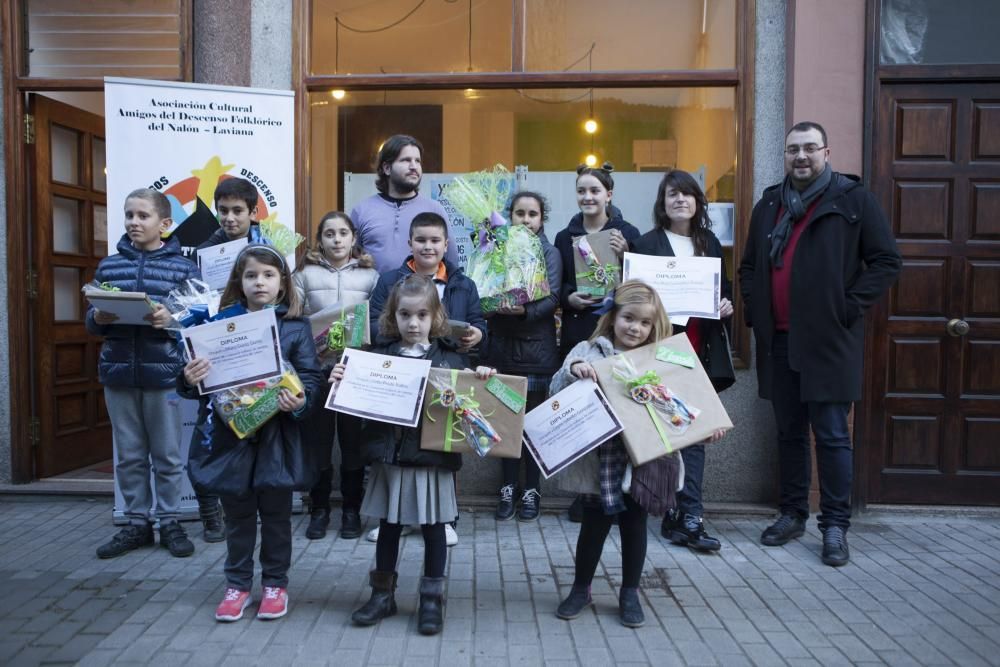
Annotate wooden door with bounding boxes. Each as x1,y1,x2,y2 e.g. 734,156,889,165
30,95,111,477
866,82,1000,504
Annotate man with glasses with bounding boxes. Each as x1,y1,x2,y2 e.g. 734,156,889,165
738,121,900,566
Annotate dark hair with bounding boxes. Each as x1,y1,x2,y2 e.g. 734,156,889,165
378,273,450,340
652,170,714,257
375,134,424,195
126,187,171,220
508,190,550,225
409,212,449,239
220,244,302,318
303,210,374,269
787,121,828,146
576,162,615,192
214,177,259,210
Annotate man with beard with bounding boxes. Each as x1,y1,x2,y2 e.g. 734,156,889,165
739,121,900,567
350,135,459,274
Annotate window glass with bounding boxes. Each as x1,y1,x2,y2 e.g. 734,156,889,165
881,0,1000,65
309,87,736,256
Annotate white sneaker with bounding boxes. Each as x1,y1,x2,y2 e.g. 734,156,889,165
366,524,414,542
445,523,458,546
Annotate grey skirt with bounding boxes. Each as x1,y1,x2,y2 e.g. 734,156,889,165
360,463,458,525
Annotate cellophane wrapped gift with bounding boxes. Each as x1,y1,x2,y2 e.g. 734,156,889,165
163,278,222,329
212,363,305,439
440,165,550,312
591,335,733,466
308,301,371,364
572,229,621,297
420,369,527,459
258,217,305,257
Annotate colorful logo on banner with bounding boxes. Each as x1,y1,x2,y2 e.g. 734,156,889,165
156,156,283,251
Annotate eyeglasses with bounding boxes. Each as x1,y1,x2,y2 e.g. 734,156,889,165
785,144,826,156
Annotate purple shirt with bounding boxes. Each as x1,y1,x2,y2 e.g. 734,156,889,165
350,194,459,273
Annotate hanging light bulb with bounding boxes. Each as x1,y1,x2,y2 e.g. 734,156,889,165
331,89,346,100
584,154,598,167
584,119,598,134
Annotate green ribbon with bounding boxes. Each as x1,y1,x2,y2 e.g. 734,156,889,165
98,282,121,292
324,304,366,351
427,370,477,453
625,370,662,391
614,366,673,454
325,314,346,351
575,263,620,287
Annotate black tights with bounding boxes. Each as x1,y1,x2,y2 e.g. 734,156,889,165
573,495,648,589
374,520,447,578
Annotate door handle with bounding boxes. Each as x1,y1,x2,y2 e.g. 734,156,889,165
946,318,970,337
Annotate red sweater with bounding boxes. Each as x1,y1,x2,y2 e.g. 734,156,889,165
771,200,821,331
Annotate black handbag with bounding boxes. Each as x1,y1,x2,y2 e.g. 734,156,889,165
187,422,255,497
252,418,319,492
701,323,736,393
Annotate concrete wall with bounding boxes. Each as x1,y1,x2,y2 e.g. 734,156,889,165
788,0,867,176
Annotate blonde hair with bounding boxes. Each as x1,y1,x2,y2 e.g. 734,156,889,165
589,280,672,346
220,245,303,318
378,274,450,340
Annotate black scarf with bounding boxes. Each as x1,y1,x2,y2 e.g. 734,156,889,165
770,163,833,267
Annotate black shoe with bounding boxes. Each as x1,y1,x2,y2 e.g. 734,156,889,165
496,484,516,521
305,508,330,540
619,587,645,628
761,514,806,546
198,496,225,544
96,524,154,559
159,521,195,558
351,570,397,626
518,488,540,522
567,496,584,523
821,526,850,567
663,511,721,552
339,510,362,539
555,584,592,620
417,576,446,635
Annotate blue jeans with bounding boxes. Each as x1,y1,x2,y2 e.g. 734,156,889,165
771,333,853,530
676,444,706,518
105,387,184,525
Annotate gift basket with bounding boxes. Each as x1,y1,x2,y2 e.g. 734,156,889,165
440,165,549,312
212,362,305,439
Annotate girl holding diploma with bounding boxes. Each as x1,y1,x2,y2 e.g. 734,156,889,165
549,281,725,628
293,211,378,541
181,245,324,623
630,170,734,553
329,274,496,636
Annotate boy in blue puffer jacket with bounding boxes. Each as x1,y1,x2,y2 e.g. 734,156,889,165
87,188,201,559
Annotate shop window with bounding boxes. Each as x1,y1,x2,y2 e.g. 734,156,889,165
309,87,737,265
25,0,186,79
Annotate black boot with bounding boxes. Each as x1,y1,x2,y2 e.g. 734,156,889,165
619,587,645,627
306,508,331,540
307,467,333,539
197,494,225,543
351,570,397,626
340,510,362,539
556,584,592,620
417,576,446,635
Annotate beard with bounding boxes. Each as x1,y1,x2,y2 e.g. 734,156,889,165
389,171,420,195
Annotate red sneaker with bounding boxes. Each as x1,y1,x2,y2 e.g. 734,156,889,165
215,587,252,622
257,586,288,620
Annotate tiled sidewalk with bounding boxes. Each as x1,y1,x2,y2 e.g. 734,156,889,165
1,496,998,666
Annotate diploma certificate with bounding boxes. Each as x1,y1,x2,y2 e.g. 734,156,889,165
180,308,283,394
623,253,721,326
84,289,156,326
522,379,624,479
326,349,432,427
197,238,248,290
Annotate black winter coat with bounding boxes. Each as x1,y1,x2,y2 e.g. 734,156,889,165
738,173,901,402
359,340,465,472
85,234,200,388
180,306,325,496
553,212,640,356
480,232,562,377
630,228,735,392
368,257,487,347
195,222,262,250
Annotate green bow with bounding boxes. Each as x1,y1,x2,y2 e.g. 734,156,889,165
575,263,619,287
98,282,121,292
325,315,347,352
612,357,673,454
427,370,480,453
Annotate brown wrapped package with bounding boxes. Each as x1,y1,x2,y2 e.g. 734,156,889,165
419,369,527,459
572,229,621,297
591,334,733,466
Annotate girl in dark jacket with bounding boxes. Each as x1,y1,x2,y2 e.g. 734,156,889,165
482,191,562,522
553,163,641,357
630,170,735,553
182,245,324,623
330,274,496,636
